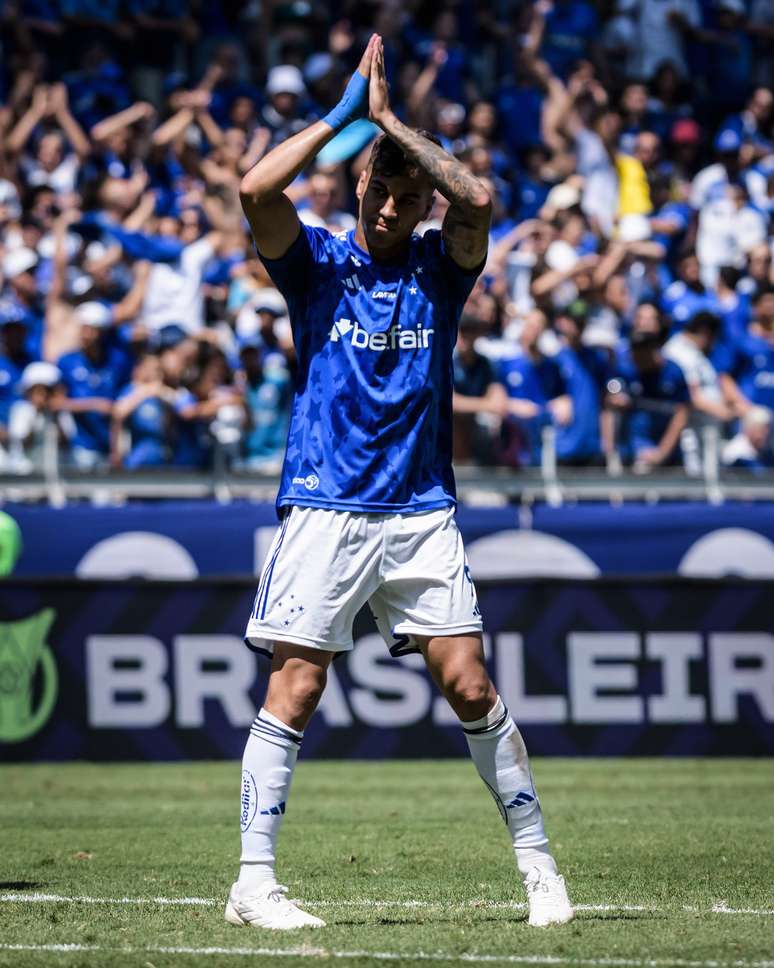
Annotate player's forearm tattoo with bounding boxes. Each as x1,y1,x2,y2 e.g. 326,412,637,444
384,117,490,214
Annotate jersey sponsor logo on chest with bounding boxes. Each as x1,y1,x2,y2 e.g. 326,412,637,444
329,317,433,351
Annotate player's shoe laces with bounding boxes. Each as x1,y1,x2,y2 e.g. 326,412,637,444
224,883,325,930
524,867,574,927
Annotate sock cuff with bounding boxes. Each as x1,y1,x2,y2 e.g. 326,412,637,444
460,695,508,734
252,707,304,744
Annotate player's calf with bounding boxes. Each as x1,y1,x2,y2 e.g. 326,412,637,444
460,694,574,927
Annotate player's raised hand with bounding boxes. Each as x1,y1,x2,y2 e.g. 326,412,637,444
355,33,378,80
368,37,392,125
320,34,376,132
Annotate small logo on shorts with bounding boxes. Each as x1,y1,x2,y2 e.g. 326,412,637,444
291,473,319,490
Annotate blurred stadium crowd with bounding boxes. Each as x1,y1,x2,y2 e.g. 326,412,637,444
1,1,774,475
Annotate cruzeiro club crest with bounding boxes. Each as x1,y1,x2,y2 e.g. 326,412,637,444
0,609,57,743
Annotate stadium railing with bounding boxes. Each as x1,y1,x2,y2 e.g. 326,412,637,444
1,421,772,506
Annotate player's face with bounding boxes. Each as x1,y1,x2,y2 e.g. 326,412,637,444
357,168,434,252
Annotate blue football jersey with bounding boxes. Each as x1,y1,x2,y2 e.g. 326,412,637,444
258,225,482,513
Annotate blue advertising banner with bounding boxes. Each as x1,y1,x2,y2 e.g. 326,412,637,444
1,578,771,761
6,501,774,580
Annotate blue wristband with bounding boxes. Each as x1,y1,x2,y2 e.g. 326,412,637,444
322,71,369,131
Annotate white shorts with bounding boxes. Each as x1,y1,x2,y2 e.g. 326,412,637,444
244,505,483,658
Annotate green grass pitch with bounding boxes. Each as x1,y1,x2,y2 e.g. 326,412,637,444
0,759,772,967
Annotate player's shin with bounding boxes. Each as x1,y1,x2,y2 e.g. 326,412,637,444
461,695,557,877
237,707,303,892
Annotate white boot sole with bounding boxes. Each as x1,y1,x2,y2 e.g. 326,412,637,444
224,899,325,930
528,906,575,927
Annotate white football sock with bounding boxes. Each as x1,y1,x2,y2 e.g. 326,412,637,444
462,695,557,878
237,707,303,893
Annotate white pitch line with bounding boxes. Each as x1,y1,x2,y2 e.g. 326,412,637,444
0,892,217,906
1,944,774,968
1,893,773,918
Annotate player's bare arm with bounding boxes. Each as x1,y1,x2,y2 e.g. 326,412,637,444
239,36,377,259
368,38,491,269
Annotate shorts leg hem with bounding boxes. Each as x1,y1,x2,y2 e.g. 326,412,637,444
244,627,353,657
394,622,484,638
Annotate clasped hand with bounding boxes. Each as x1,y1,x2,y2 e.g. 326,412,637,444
322,34,392,131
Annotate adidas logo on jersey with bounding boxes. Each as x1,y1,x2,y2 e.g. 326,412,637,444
329,317,433,351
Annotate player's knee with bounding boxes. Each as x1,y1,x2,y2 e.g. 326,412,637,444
441,667,496,720
266,658,327,728
286,671,326,720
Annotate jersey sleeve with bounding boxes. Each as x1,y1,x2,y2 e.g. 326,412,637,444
256,224,332,307
422,230,485,310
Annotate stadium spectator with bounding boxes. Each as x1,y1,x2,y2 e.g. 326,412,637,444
6,83,90,196
111,352,175,468
499,308,572,465
173,347,243,468
56,301,130,468
664,310,740,470
298,172,356,234
620,0,701,82
7,361,73,474
238,336,291,471
452,314,508,465
610,329,690,469
554,300,610,464
722,405,774,469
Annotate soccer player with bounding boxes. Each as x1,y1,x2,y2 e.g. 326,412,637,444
227,36,573,931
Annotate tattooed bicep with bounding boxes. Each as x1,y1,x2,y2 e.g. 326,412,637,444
442,204,489,270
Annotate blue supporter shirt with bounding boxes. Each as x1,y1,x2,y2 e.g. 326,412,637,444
499,350,566,464
555,346,609,461
540,0,599,79
615,352,689,460
57,348,128,453
660,281,721,331
117,383,171,468
724,335,774,411
244,367,291,460
0,355,23,427
257,225,481,514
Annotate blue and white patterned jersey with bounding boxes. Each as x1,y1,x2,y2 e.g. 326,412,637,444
259,224,481,513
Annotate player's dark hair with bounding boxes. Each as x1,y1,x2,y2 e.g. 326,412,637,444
368,130,442,179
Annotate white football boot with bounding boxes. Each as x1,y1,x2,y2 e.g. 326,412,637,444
225,883,325,930
524,867,574,927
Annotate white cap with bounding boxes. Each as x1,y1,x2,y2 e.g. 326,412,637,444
545,182,581,211
75,301,113,329
3,247,38,279
266,65,305,97
252,287,287,316
21,361,61,391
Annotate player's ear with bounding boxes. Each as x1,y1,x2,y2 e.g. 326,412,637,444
355,169,369,201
